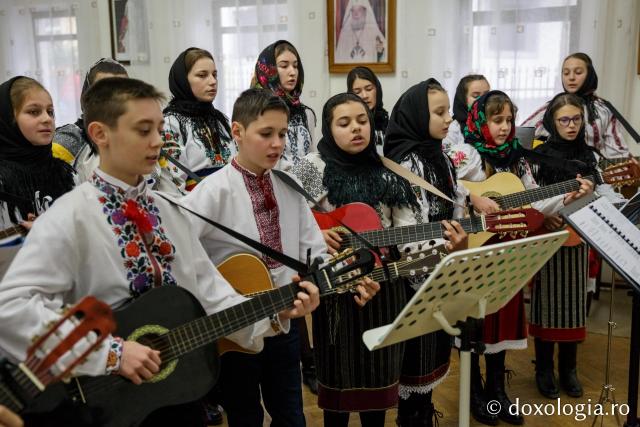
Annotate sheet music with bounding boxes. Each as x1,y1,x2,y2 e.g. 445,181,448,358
568,197,640,286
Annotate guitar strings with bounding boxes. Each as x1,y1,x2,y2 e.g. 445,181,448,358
63,255,444,399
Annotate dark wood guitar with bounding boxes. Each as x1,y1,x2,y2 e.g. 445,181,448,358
0,297,114,414
34,249,375,427
312,202,544,251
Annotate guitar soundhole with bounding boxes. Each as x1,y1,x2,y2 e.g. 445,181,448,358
138,333,164,351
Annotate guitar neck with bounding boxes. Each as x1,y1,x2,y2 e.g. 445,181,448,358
341,216,484,249
600,156,639,170
161,282,300,361
0,225,26,240
495,174,596,209
0,364,42,412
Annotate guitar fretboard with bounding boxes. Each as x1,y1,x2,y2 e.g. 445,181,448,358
162,282,301,361
0,225,26,240
496,174,597,209
341,216,485,249
0,364,41,413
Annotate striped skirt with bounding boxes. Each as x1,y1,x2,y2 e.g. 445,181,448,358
529,244,588,342
313,278,406,412
399,283,452,399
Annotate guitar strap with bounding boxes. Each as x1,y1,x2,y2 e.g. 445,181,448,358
602,100,640,143
379,156,460,206
157,193,311,275
160,150,204,184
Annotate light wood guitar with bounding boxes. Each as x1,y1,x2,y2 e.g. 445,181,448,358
216,248,445,355
459,163,640,247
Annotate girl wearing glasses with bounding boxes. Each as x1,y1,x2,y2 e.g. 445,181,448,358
523,52,629,159
528,93,624,400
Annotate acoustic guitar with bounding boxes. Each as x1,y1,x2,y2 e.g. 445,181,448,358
460,163,640,247
216,247,445,355
312,202,544,251
34,249,375,427
0,296,114,414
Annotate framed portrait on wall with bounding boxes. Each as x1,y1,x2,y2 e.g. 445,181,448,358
108,0,131,64
327,0,396,73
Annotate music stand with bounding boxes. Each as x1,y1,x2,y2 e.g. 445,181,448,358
363,231,569,427
559,193,640,427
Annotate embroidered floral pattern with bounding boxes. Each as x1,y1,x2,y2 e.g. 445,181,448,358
232,160,284,269
106,337,124,375
449,150,468,168
92,174,178,297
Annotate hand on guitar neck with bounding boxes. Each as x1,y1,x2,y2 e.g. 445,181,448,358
19,213,36,232
273,278,321,317
561,175,594,206
442,220,468,253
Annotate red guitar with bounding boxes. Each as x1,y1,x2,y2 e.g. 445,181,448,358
0,296,115,414
313,202,544,250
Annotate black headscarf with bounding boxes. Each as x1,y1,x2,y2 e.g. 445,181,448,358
0,77,75,221
453,74,488,127
75,58,128,154
534,93,598,185
347,66,389,132
562,53,599,124
464,90,587,175
253,40,314,130
163,48,231,153
383,79,457,216
317,93,417,209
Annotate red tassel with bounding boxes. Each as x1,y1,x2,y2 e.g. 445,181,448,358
123,200,153,234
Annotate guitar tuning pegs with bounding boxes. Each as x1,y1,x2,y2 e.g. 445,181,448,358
419,252,426,259
406,256,413,262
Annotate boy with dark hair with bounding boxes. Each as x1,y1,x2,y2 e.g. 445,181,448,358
184,88,380,427
0,79,319,426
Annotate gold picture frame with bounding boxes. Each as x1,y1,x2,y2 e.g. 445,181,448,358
327,0,396,73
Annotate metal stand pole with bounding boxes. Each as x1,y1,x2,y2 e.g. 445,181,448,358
592,269,621,426
624,291,640,427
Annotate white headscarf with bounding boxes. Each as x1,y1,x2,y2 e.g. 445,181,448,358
335,0,386,63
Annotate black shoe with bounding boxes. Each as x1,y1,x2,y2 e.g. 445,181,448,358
397,393,437,427
485,352,524,425
469,353,499,426
559,342,583,397
470,389,499,426
535,369,560,399
534,338,559,399
204,403,223,426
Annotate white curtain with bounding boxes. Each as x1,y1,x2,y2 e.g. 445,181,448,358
0,0,102,126
125,0,293,117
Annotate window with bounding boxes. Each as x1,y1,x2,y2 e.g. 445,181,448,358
31,7,80,126
212,0,289,116
470,0,579,120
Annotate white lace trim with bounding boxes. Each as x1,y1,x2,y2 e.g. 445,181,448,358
398,366,450,400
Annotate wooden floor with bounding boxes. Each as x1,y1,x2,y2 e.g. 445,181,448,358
219,332,633,426
220,293,636,426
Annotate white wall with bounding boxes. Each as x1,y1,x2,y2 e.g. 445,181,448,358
3,0,637,148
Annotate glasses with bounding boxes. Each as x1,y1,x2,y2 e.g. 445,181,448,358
556,115,583,127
